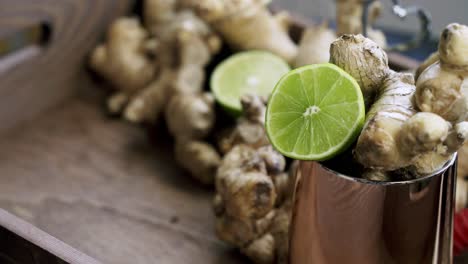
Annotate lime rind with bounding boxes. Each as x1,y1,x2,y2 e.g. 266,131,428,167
265,63,365,161
210,51,291,116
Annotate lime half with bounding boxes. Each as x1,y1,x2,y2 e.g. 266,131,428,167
211,51,290,115
265,63,365,161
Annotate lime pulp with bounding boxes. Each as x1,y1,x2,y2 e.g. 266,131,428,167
210,51,291,115
265,63,365,161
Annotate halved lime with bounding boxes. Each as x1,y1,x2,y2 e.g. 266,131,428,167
265,63,365,161
210,51,290,115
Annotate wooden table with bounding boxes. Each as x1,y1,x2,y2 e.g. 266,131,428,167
0,77,245,263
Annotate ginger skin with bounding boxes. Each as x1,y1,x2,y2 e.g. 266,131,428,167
165,92,215,141
185,0,298,63
330,34,389,104
91,0,221,123
415,23,468,123
294,22,337,67
166,92,219,184
215,145,294,264
362,169,390,182
331,34,464,176
413,24,468,176
336,0,387,48
415,52,439,80
216,145,277,220
125,6,221,123
144,0,177,34
214,95,293,263
412,23,468,173
175,140,220,185
217,95,270,154
91,1,223,185
89,18,156,102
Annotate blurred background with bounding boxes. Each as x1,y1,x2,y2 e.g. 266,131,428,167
275,0,468,34
275,0,468,60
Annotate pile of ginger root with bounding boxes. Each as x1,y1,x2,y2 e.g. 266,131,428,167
90,0,223,185
329,23,468,182
89,1,301,262
88,0,341,187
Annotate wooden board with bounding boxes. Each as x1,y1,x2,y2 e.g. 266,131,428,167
0,208,99,264
0,77,245,264
0,0,132,134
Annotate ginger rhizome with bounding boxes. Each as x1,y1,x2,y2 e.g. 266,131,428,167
214,95,294,264
415,23,468,123
166,92,220,184
217,95,270,154
184,0,298,63
330,32,467,178
125,2,221,123
335,0,387,48
90,0,224,185
295,0,385,71
413,23,468,174
294,22,337,67
90,18,156,98
91,0,221,123
215,145,293,264
414,23,468,208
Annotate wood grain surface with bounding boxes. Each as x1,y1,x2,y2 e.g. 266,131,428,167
0,0,132,134
0,208,100,264
0,78,245,264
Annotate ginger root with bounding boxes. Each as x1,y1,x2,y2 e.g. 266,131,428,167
90,17,156,94
330,34,389,104
415,23,468,123
413,24,468,176
216,145,277,220
91,0,221,123
215,144,294,264
165,92,220,184
143,0,177,34
217,94,270,154
331,34,466,177
90,1,223,185
185,0,298,63
294,22,337,67
165,92,215,140
125,8,221,123
411,23,468,174
353,73,418,171
175,140,221,185
213,95,294,263
415,52,439,80
336,0,387,48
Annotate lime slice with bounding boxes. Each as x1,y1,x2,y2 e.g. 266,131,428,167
265,63,365,161
210,51,290,115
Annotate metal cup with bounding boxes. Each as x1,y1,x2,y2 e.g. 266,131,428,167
289,155,457,264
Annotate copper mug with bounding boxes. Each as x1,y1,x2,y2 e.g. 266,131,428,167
289,155,457,264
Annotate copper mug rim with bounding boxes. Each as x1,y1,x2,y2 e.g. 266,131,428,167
310,153,457,186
